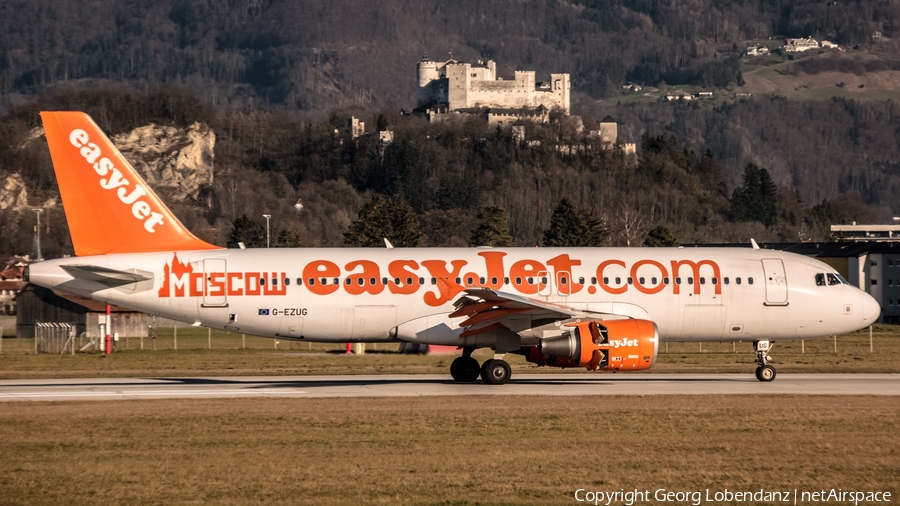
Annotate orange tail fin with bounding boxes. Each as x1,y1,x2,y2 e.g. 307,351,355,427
40,111,222,256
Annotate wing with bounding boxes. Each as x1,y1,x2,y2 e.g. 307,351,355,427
449,288,579,338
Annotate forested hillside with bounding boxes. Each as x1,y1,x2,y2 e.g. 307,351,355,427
2,0,899,111
0,85,893,258
599,97,900,212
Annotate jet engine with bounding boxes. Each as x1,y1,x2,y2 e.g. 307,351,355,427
524,319,659,371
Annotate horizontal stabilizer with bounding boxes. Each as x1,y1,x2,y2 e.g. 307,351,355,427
60,264,154,289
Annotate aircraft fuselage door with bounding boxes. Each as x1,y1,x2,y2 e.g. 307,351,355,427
202,258,228,307
761,258,788,305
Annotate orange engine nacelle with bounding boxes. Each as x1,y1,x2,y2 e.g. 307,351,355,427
526,319,659,372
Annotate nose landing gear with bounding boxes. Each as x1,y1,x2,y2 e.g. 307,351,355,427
754,340,776,382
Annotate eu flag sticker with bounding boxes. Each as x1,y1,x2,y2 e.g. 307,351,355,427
258,309,270,316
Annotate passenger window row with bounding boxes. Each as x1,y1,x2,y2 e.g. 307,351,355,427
281,275,758,288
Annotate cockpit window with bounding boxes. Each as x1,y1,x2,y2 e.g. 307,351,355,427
834,273,850,285
826,273,841,286
815,273,826,286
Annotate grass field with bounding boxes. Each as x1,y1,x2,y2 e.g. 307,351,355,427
0,396,897,505
600,49,900,105
0,324,898,379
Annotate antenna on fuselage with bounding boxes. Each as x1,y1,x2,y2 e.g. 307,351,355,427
750,238,760,250
384,238,394,248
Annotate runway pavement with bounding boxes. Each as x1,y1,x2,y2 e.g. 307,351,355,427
0,373,897,401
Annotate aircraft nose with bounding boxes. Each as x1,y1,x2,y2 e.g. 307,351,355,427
862,291,881,324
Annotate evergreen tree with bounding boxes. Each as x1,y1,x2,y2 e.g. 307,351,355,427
730,164,778,227
697,148,728,197
227,215,266,248
643,225,679,247
376,113,390,131
435,174,479,211
344,194,423,247
542,198,609,247
806,198,842,231
274,228,302,248
470,206,515,247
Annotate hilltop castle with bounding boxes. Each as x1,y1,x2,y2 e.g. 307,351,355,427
416,56,570,118
412,55,634,158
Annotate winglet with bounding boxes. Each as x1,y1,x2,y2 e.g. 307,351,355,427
40,111,222,256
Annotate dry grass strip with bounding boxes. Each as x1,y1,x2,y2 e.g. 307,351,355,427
1,396,898,505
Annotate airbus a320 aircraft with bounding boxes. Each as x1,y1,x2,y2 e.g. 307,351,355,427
28,111,881,384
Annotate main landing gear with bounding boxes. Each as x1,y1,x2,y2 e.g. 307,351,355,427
450,348,512,385
480,359,511,385
450,349,479,383
754,340,776,382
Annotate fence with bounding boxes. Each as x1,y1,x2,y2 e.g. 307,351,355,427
35,322,75,354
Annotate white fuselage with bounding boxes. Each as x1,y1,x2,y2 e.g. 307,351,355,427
28,247,880,346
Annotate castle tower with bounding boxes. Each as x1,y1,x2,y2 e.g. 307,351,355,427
445,62,471,110
599,115,617,145
513,70,536,107
550,73,571,114
417,54,440,109
348,117,365,139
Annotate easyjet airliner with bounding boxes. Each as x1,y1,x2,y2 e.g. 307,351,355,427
27,112,880,383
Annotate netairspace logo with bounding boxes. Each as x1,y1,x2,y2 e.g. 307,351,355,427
573,488,893,506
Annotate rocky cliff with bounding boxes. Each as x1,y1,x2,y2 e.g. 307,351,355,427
8,122,215,209
0,173,29,211
111,122,215,203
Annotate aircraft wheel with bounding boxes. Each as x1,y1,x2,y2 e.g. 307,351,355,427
452,356,480,382
755,365,776,382
480,359,494,382
481,359,512,385
450,357,462,381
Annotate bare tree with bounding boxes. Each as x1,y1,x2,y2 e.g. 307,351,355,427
611,207,647,247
